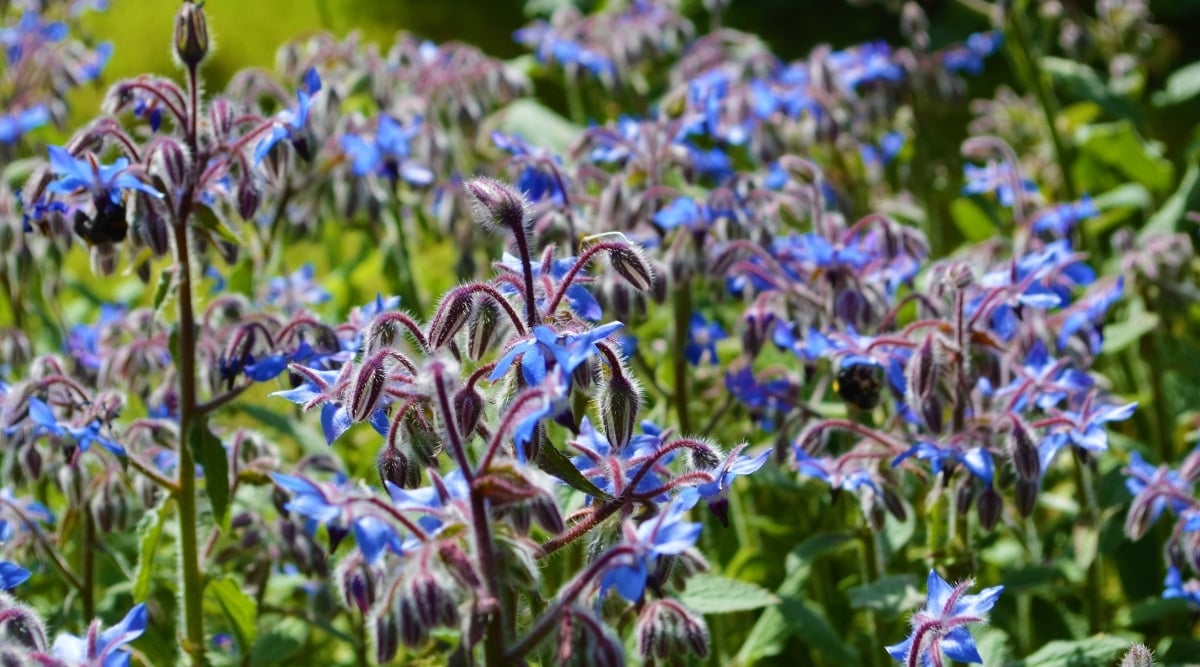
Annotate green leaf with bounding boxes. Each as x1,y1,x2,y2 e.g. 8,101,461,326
1142,161,1200,238
1092,183,1152,212
1077,121,1174,194
535,437,611,500
150,267,174,320
132,495,173,601
206,575,258,653
735,533,854,665
490,99,581,153
777,596,858,663
1101,312,1159,356
677,574,778,614
248,616,307,666
847,574,923,616
1152,59,1200,107
951,198,999,242
1042,57,1139,121
1013,636,1130,666
189,420,231,526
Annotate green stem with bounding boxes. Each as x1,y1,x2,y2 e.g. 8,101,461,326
926,481,949,561
175,62,206,666
174,216,206,665
82,508,95,621
1072,455,1103,634
671,282,693,434
564,71,585,125
1007,0,1077,201
859,526,883,667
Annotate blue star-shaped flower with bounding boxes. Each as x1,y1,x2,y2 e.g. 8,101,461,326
341,115,434,185
600,492,702,603
46,146,162,205
52,603,147,667
886,570,1003,666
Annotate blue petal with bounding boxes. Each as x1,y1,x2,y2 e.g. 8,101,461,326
0,562,30,590
940,626,983,663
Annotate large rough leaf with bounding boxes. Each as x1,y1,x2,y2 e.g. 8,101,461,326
249,617,307,666
1013,636,1130,666
490,99,581,153
1042,57,1139,121
206,575,258,653
777,596,858,663
1153,59,1200,107
848,574,924,616
677,574,778,614
1142,161,1200,238
190,420,230,527
734,533,854,665
1077,121,1174,194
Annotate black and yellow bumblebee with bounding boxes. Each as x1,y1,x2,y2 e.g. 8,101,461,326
834,359,884,410
73,196,128,245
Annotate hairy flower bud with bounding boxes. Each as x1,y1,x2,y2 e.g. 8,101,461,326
349,351,390,423
636,600,710,663
1120,643,1154,667
463,177,528,236
174,1,210,68
608,244,655,291
337,554,381,615
370,608,400,664
1008,418,1040,481
467,297,502,361
428,289,474,350
602,370,641,451
377,441,417,490
236,179,261,221
881,485,908,522
0,594,48,651
977,485,1002,531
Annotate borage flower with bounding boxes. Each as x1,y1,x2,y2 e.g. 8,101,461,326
254,67,321,163
886,570,1003,666
52,603,147,667
600,492,701,603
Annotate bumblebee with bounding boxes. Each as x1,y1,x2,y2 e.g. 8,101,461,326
73,197,128,245
835,360,883,410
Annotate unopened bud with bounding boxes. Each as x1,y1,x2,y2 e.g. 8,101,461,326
467,297,502,360
1015,478,1039,518
370,609,400,664
377,441,416,490
1009,418,1040,481
174,1,210,68
1120,643,1155,667
602,371,641,451
0,596,48,651
428,289,474,350
463,177,527,235
454,387,484,438
636,600,710,663
609,244,655,291
881,486,907,522
349,352,389,423
977,485,1002,531
236,179,261,221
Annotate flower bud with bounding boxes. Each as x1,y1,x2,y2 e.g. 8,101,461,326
1014,478,1039,518
349,351,390,423
463,177,527,236
977,485,1002,531
467,298,502,361
337,555,381,615
955,479,976,516
428,289,474,350
1120,643,1155,667
174,1,209,68
602,371,641,451
636,600,710,663
370,608,400,664
377,441,417,490
608,244,655,291
1008,418,1040,481
454,387,484,440
0,595,48,651
881,485,907,522
236,179,261,221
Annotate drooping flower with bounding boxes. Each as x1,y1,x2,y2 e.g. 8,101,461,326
254,67,321,163
340,114,434,185
47,146,162,205
685,313,726,366
600,492,701,603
